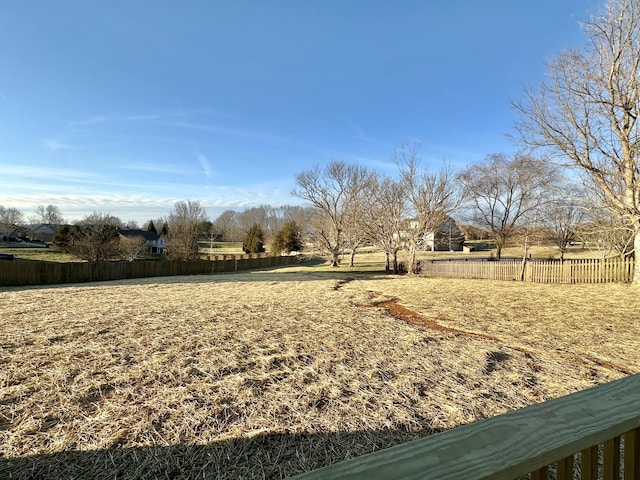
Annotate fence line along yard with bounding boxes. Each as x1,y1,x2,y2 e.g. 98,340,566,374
0,254,301,287
420,257,634,284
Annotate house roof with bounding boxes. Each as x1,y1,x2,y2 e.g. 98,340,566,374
117,229,161,241
31,223,59,234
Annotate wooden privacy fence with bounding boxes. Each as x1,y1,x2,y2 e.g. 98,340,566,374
420,257,635,284
0,255,301,287
293,373,640,480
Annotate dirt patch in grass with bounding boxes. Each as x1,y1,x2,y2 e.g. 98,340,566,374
373,297,503,343
1,270,638,478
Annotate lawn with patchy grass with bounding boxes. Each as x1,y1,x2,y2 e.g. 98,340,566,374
1,268,638,479
0,246,82,263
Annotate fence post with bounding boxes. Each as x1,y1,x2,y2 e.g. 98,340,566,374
563,260,571,284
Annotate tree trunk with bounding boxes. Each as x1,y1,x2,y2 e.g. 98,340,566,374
330,247,340,267
385,251,390,272
408,244,418,275
392,250,399,274
634,228,640,285
495,239,504,260
349,247,357,268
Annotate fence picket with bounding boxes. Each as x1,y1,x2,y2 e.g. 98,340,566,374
0,255,301,287
421,258,633,284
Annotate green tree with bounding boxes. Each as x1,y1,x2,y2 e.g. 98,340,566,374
146,220,158,234
52,224,81,251
271,221,303,255
243,223,265,254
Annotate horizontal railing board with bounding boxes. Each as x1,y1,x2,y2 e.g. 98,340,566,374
292,374,640,480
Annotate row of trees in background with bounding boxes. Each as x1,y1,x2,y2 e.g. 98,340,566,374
291,0,640,284
1,200,307,263
292,144,636,275
2,0,639,283
0,142,634,272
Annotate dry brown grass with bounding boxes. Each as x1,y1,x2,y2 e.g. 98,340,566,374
1,268,638,479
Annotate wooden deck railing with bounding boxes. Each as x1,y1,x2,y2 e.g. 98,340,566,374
420,257,634,284
292,374,640,480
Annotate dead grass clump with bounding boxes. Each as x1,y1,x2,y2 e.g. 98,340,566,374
1,270,638,478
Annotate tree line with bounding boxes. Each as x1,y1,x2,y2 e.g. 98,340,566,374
3,0,640,282
0,201,308,262
294,0,640,284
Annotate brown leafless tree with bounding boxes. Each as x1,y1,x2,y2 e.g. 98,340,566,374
119,235,149,262
542,196,587,261
0,206,24,238
514,0,640,282
66,212,121,262
35,204,64,226
459,153,556,260
165,200,208,260
396,144,461,273
576,208,635,260
293,161,373,267
360,173,407,273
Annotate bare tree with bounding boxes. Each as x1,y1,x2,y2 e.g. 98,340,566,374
62,212,121,262
361,173,407,273
212,210,240,242
396,144,461,273
119,235,148,262
165,200,208,260
0,206,24,238
75,212,122,228
459,153,556,260
514,0,640,282
293,161,373,267
35,205,64,225
576,207,635,259
342,173,377,268
543,196,587,261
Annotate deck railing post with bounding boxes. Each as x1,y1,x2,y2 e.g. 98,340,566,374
556,456,574,480
581,445,599,480
624,427,640,479
603,436,620,480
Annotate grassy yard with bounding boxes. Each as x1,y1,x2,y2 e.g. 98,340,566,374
1,266,638,479
199,241,244,255
0,245,83,263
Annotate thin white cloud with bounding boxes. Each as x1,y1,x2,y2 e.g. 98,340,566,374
195,151,213,179
168,121,295,144
119,161,196,176
68,115,109,126
41,137,76,153
68,109,231,127
3,165,100,182
0,181,298,223
343,118,394,150
0,193,182,222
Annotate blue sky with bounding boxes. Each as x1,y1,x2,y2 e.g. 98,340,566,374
0,1,600,224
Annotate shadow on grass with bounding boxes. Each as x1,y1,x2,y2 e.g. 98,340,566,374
0,427,440,479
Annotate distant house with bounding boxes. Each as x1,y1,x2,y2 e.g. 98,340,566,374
117,229,165,254
423,217,465,252
396,216,465,252
30,224,59,243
